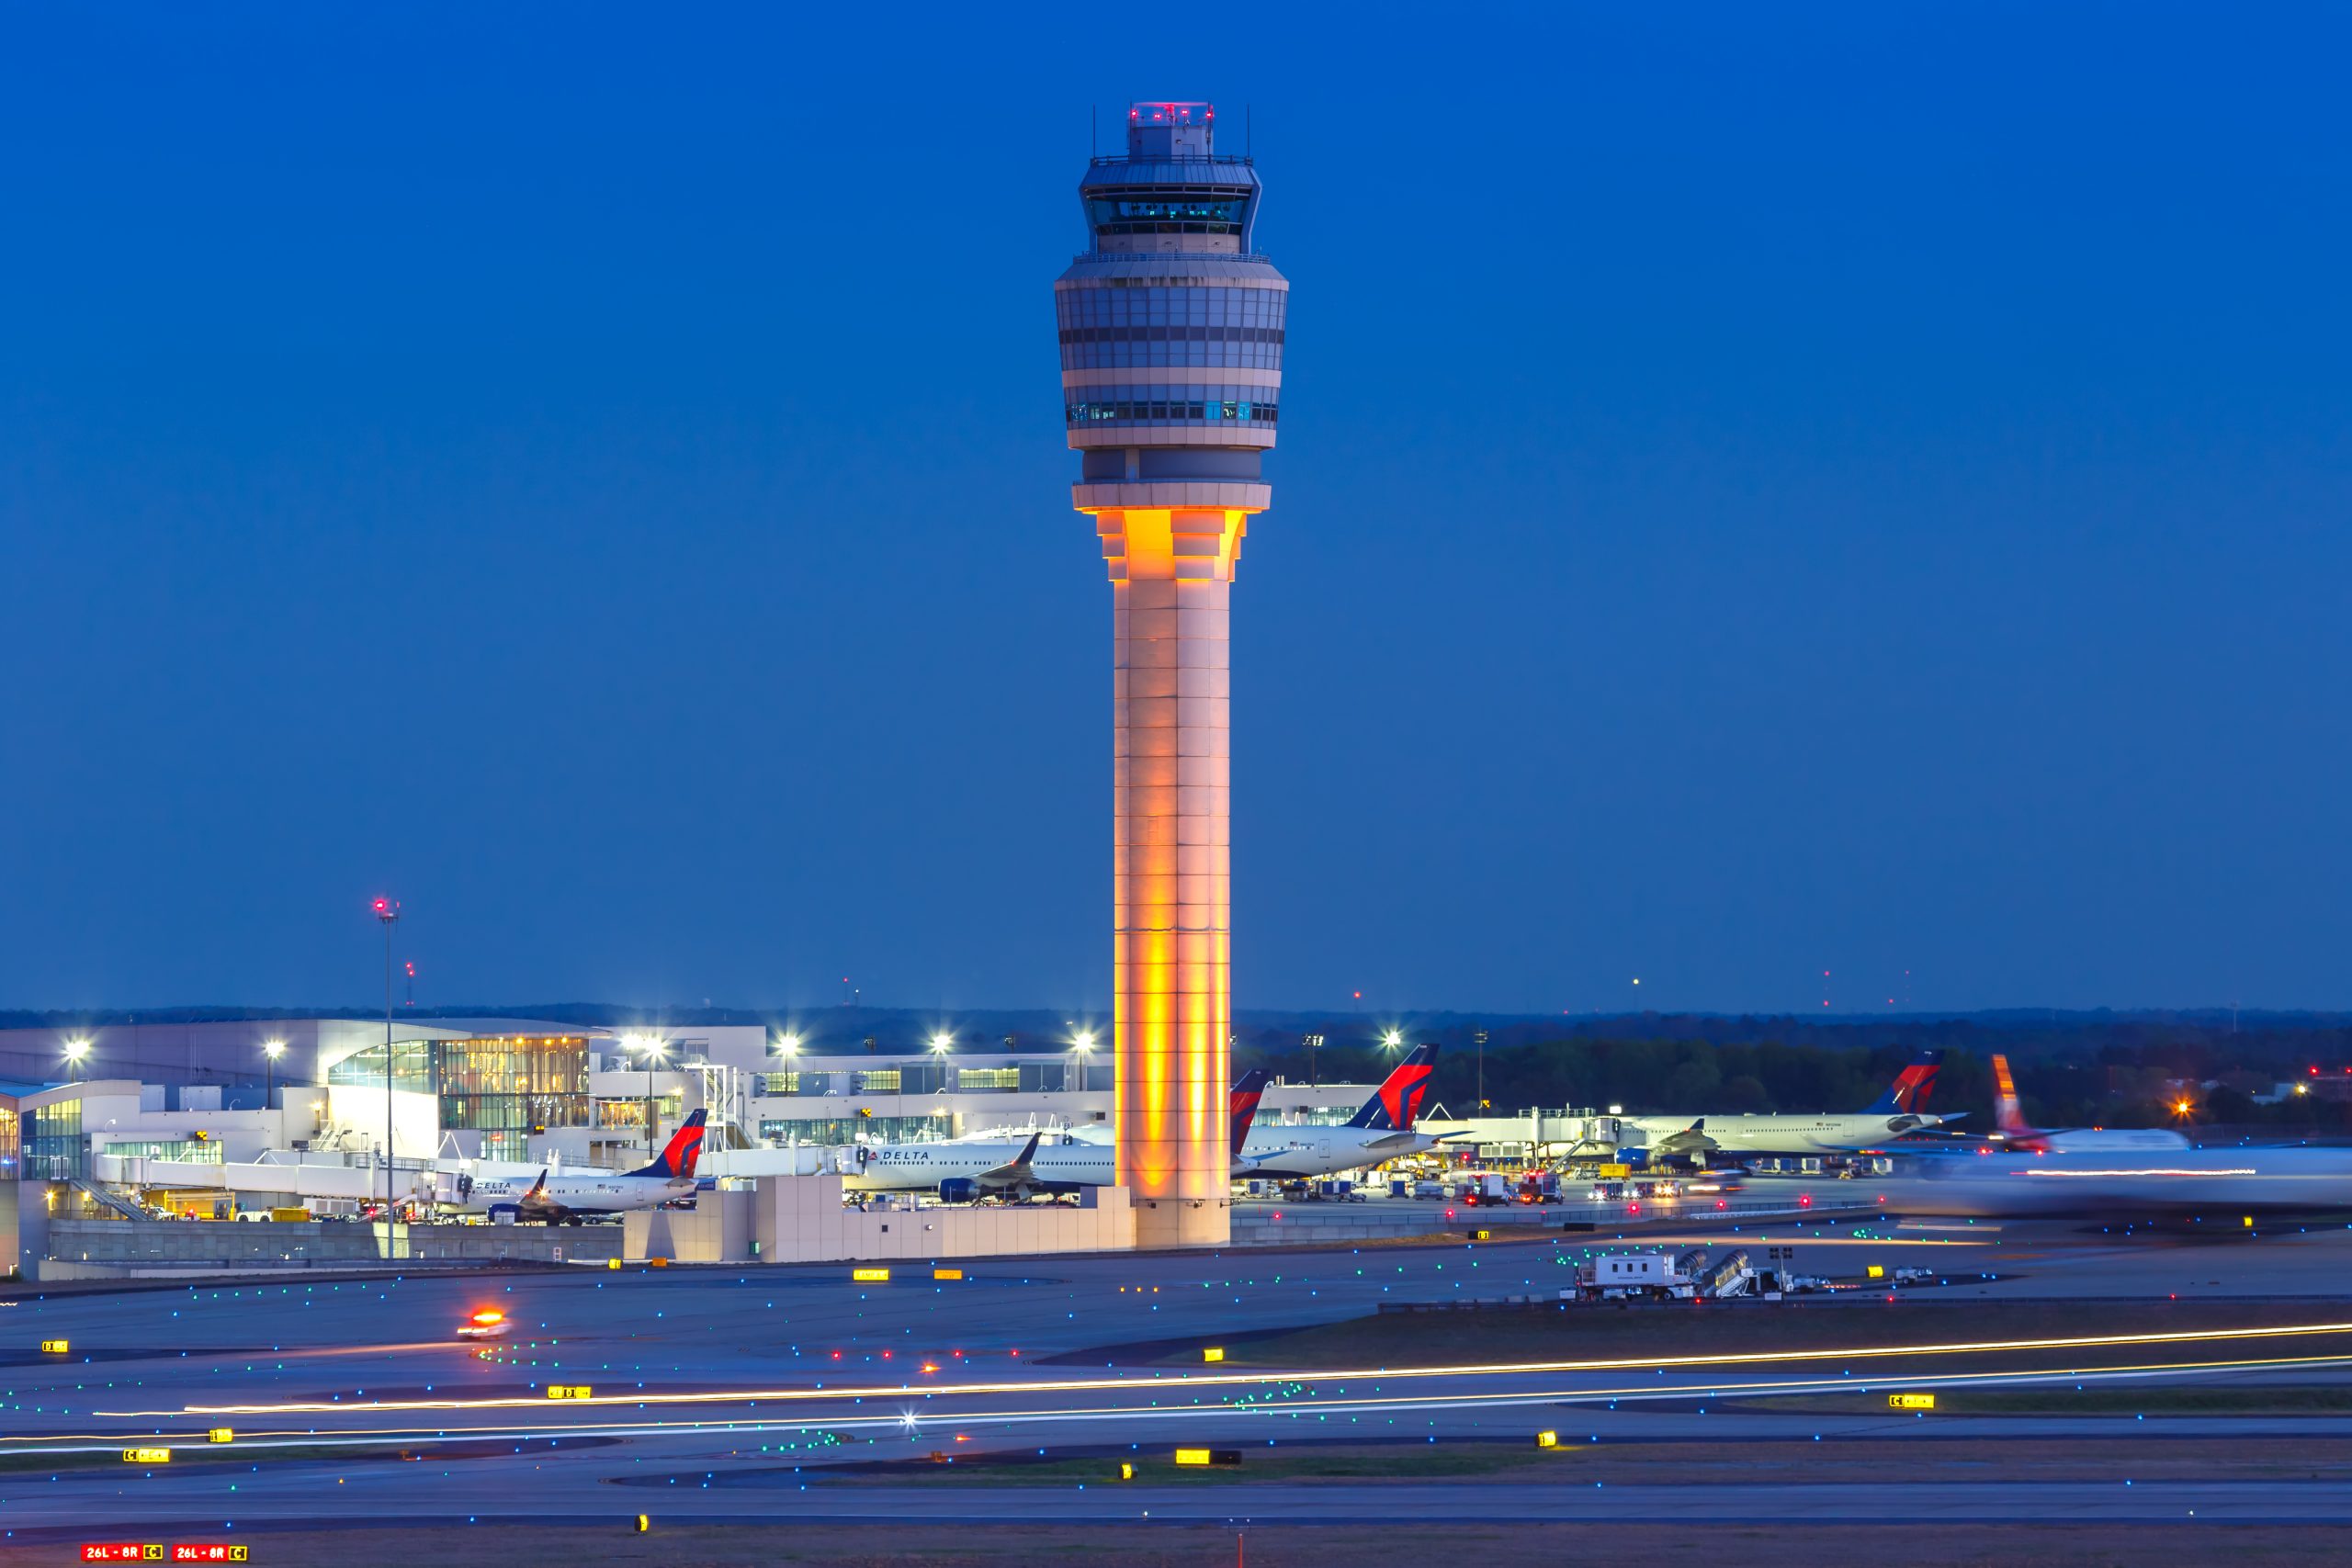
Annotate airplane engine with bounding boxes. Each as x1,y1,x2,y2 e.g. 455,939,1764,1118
937,1178,979,1204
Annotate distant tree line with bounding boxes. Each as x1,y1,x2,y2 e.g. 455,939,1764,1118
1233,1019,2352,1135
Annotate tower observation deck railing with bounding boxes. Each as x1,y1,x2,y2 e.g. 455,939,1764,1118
1069,252,1275,265
1088,154,1253,169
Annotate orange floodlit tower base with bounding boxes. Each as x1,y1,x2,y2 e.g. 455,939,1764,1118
1057,101,1286,1247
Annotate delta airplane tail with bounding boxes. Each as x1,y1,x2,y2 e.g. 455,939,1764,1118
628,1108,708,1180
1864,1049,1944,1115
1229,1068,1271,1159
1346,1043,1439,1132
1991,1054,2039,1142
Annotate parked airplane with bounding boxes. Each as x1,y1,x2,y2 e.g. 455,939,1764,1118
455,1109,707,1224
1236,1045,1454,1179
1623,1050,1960,1158
849,1070,1279,1200
1050,1046,1453,1179
848,1053,1454,1199
1984,1054,2188,1152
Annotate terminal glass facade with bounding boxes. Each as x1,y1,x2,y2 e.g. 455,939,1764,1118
330,1034,591,1161
594,1095,682,1133
25,1096,83,1180
758,1113,951,1146
99,1137,223,1165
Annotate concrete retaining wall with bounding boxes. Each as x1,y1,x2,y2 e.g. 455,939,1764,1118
36,1217,619,1277
626,1191,755,1263
753,1175,1135,1261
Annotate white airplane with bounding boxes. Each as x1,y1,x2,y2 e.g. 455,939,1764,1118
1622,1051,1960,1158
853,1071,1275,1198
849,1052,1453,1199
844,1128,1091,1200
454,1110,707,1224
1234,1046,1453,1179
1984,1054,2188,1152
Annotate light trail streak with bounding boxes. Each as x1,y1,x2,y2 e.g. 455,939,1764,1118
12,1348,2345,1460
129,1319,2352,1418
25,1348,2352,1461
1585,1235,1988,1247
55,1347,2352,1458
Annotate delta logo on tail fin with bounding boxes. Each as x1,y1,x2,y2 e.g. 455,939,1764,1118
629,1108,708,1179
1228,1067,1271,1159
1346,1043,1439,1132
1864,1049,1944,1115
1991,1054,2041,1144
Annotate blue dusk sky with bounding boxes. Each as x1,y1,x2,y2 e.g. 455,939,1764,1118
4,5,2346,1016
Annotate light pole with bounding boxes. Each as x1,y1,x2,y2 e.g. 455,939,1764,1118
625,1034,668,1158
1382,1030,1403,1056
1303,1032,1324,1087
263,1039,286,1110
371,897,400,1216
1071,1031,1095,1093
1474,1028,1488,1112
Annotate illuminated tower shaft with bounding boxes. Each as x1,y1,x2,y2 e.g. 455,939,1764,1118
1056,102,1286,1247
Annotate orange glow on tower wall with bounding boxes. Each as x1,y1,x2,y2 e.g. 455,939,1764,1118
1056,99,1283,1247
1091,505,1250,1235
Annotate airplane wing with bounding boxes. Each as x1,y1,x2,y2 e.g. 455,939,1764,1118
1649,1118,1717,1153
1358,1130,1453,1153
973,1131,1046,1190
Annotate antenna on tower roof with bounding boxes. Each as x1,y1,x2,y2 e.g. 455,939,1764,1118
1091,103,1097,158
1247,102,1253,158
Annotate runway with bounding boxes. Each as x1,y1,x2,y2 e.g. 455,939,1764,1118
7,1215,2352,1534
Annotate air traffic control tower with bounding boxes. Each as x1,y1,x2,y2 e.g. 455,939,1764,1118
1055,101,1286,1247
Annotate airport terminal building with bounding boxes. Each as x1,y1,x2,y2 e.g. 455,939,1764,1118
0,1018,1369,1187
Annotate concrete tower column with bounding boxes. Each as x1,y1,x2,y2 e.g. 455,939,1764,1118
1055,101,1287,1247
1096,504,1249,1244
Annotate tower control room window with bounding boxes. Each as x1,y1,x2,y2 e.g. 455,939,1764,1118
1086,195,1249,236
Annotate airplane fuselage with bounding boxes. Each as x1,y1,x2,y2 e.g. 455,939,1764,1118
1626,1112,1947,1156
458,1172,693,1218
848,1126,1439,1192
